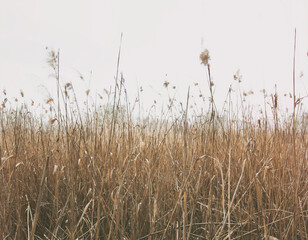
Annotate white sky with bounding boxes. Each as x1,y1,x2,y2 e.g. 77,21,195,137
0,0,307,114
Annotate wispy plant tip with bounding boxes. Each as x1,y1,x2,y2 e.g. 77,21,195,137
200,49,210,66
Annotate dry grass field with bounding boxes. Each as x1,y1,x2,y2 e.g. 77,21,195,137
0,50,307,239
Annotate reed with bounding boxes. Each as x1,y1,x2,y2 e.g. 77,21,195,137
0,48,307,240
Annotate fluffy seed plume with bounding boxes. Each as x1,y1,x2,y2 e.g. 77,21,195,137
200,49,210,66
46,98,54,104
49,118,57,124
65,83,72,90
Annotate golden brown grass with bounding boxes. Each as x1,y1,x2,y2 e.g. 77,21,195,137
0,48,307,239
0,88,307,239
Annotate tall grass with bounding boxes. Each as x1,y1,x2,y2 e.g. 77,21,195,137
0,49,307,240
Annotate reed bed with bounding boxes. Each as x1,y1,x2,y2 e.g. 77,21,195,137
0,49,307,240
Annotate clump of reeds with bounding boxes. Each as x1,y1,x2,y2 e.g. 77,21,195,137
0,47,307,240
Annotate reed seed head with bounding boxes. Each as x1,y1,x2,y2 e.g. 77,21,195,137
200,49,210,66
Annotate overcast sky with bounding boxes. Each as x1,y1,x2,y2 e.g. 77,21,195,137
0,0,307,113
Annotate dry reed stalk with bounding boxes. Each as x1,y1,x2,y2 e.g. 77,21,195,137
30,157,49,239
